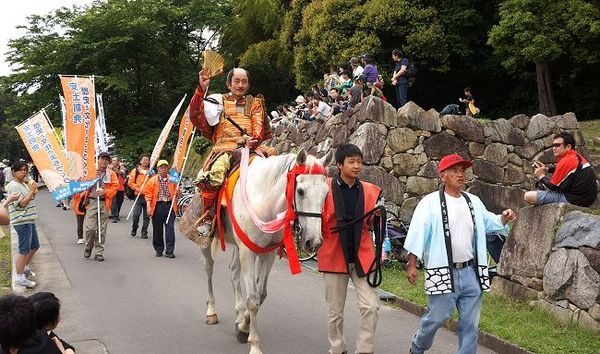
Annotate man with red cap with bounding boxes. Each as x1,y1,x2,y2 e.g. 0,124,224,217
404,153,516,354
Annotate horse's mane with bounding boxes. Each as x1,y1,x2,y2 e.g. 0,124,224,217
258,152,325,191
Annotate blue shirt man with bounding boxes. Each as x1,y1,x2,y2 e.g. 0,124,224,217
404,153,516,354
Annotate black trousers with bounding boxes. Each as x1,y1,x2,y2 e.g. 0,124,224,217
152,201,175,254
111,190,125,218
76,214,85,240
132,197,150,234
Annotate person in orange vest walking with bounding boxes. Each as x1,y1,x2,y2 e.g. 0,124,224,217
83,152,118,262
128,154,153,238
71,192,86,244
144,160,180,258
317,143,382,354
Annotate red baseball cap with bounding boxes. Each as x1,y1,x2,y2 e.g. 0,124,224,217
437,153,472,173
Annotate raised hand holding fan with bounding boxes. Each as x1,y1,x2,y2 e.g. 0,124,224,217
202,51,224,78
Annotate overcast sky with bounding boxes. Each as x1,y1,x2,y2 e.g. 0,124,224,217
0,0,94,76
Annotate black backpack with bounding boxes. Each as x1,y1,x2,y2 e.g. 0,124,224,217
405,61,417,78
124,168,139,200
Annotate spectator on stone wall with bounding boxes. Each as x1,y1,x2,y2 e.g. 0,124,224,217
350,57,364,80
309,96,332,122
524,131,598,207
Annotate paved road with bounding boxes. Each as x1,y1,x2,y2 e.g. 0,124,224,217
28,190,495,354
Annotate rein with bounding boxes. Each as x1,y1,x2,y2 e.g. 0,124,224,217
330,205,387,287
217,149,326,275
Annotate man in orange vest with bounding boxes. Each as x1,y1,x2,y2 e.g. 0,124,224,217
317,143,382,354
128,154,153,238
144,160,180,258
83,152,118,262
188,67,270,247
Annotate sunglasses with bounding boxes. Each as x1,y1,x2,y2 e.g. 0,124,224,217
552,143,564,148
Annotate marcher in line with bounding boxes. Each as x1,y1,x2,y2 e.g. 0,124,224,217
83,152,118,262
188,67,269,247
128,154,152,238
317,143,382,354
5,161,39,288
145,160,180,258
404,153,516,354
71,192,86,244
109,157,126,222
524,131,597,207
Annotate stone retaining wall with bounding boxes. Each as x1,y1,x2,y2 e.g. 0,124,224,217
267,97,599,219
494,204,600,331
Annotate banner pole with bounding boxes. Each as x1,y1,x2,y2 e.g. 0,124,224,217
125,171,151,221
166,127,196,221
42,109,66,152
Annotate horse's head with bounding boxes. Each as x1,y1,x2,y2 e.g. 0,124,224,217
293,149,334,253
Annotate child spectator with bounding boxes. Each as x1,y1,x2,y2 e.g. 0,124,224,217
28,292,75,353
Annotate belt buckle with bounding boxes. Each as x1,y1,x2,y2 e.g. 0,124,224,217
454,261,467,269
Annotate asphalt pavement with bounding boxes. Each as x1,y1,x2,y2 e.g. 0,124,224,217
22,190,496,354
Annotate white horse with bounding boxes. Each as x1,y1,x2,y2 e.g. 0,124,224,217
200,149,333,354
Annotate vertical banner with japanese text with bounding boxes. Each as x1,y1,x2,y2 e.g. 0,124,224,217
169,106,193,183
16,111,69,193
95,93,108,153
59,75,97,180
150,95,186,169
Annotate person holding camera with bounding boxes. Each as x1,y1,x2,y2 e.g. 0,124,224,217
524,131,597,207
5,161,40,288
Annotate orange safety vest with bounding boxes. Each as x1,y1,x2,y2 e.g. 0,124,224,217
317,178,381,276
144,175,179,217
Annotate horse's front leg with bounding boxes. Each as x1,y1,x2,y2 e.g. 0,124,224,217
201,241,218,325
229,246,245,326
245,251,277,354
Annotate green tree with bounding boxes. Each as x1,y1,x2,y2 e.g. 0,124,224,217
3,0,232,162
488,0,600,116
290,0,450,90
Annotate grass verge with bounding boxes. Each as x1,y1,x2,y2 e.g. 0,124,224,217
380,266,600,354
0,225,12,295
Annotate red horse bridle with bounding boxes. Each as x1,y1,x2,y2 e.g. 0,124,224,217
217,161,326,274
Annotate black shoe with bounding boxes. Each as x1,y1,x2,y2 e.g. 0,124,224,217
155,252,163,257
112,219,118,223
141,233,148,239
131,230,136,237
94,254,104,262
84,249,91,258
165,253,175,259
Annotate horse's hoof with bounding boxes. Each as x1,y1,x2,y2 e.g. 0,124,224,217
206,314,219,325
235,324,249,343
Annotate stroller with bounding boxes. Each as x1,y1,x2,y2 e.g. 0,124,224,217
381,211,410,267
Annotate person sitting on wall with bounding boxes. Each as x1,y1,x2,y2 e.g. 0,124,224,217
524,131,598,207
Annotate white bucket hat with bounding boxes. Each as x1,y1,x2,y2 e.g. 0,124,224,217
295,95,306,104
204,94,223,127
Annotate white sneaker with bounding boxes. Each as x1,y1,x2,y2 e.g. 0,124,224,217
77,239,84,244
24,268,36,278
16,277,36,288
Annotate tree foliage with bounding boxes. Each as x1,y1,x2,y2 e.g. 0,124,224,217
3,0,231,161
488,0,600,115
2,0,600,161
